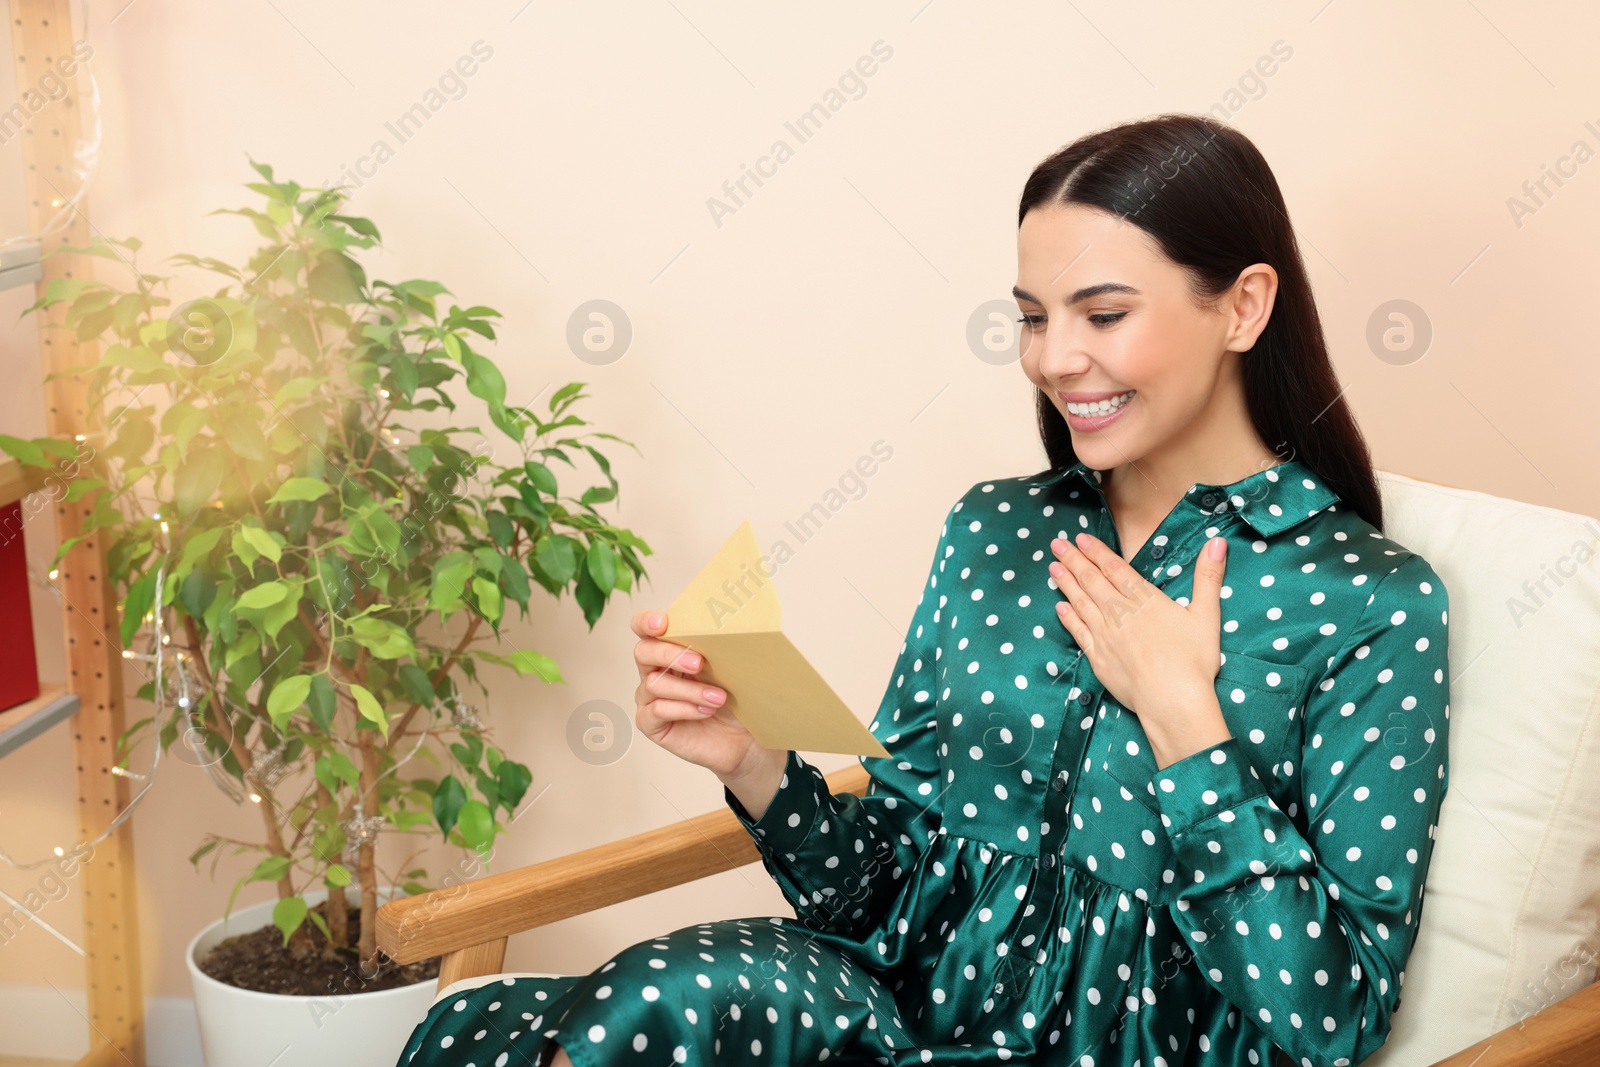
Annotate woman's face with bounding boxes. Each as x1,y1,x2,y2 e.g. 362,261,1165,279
1014,202,1274,476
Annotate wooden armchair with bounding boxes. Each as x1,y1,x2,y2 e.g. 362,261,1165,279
375,761,1600,1067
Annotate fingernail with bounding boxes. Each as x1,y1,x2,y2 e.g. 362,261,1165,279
1208,537,1226,560
685,654,702,671
703,688,725,705
648,612,663,630
697,704,716,715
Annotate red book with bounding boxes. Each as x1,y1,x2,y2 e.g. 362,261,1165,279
0,501,42,710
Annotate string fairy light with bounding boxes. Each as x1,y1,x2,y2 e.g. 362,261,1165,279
0,553,170,873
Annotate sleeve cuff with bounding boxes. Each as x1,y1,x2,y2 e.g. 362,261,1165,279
1153,736,1268,837
724,748,825,856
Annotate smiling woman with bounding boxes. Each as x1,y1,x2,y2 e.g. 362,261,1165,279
396,113,1451,1067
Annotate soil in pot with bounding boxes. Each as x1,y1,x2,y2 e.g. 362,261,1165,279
198,899,441,996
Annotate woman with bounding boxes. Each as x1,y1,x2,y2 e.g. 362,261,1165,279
398,113,1451,1067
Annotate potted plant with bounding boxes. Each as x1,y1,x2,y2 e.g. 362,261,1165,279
3,159,652,1067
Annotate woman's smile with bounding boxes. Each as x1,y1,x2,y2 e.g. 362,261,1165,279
1060,388,1136,432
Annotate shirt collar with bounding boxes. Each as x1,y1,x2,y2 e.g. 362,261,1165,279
1026,456,1341,538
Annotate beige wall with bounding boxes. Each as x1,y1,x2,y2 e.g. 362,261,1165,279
1,0,1596,1005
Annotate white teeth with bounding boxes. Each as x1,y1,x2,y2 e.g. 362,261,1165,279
1066,390,1135,416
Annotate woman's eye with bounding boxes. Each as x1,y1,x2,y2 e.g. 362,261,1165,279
1015,311,1126,329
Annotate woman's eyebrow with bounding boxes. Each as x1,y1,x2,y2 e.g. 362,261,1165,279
1012,282,1141,306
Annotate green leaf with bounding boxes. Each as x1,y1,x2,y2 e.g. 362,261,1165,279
177,527,225,574
474,770,501,813
314,752,360,793
272,376,324,406
535,536,579,584
249,855,291,883
389,810,433,831
496,760,532,812
273,896,308,946
523,461,558,497
266,675,312,730
120,571,157,648
0,434,45,467
324,864,352,888
350,683,388,739
429,553,473,614
461,351,507,408
472,575,502,625
231,529,261,570
398,664,435,705
267,477,331,504
261,583,302,640
188,839,220,870
450,732,482,769
586,541,617,595
456,799,494,853
179,571,218,618
500,558,531,609
476,647,565,684
486,510,514,549
168,403,210,454
349,616,416,660
308,252,365,303
239,525,283,564
433,775,466,838
222,417,270,462
236,580,288,610
174,447,226,515
307,674,336,730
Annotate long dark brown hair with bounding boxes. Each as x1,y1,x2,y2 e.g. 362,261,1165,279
1018,113,1384,531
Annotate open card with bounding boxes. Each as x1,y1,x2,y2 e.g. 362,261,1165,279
662,520,890,759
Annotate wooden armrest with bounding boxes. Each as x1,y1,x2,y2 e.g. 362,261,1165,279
376,760,870,968
1428,978,1600,1067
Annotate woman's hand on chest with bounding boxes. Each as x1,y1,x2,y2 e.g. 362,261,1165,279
1050,530,1233,768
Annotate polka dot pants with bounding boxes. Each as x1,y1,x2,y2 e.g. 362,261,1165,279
397,916,916,1066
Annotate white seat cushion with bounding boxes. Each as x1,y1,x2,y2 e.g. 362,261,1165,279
1363,469,1600,1066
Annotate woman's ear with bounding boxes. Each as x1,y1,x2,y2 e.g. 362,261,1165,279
1225,263,1279,353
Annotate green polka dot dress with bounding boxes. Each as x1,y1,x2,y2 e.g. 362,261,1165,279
396,457,1451,1067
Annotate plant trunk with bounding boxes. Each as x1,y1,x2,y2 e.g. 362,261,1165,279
185,616,295,899
357,730,380,976
316,782,350,950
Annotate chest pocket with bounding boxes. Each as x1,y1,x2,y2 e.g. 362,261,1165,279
1098,649,1309,814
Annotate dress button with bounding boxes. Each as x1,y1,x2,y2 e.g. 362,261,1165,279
1150,545,1165,559
1041,852,1058,870
1200,492,1218,507
1050,771,1068,793
1078,691,1094,706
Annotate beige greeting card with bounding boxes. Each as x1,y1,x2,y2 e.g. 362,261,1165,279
662,520,890,759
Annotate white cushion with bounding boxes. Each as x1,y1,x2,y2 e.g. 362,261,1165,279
1364,469,1600,1066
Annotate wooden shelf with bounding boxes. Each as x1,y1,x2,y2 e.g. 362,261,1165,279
0,684,81,760
0,455,47,509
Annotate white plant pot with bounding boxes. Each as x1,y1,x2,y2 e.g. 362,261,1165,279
185,887,439,1067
